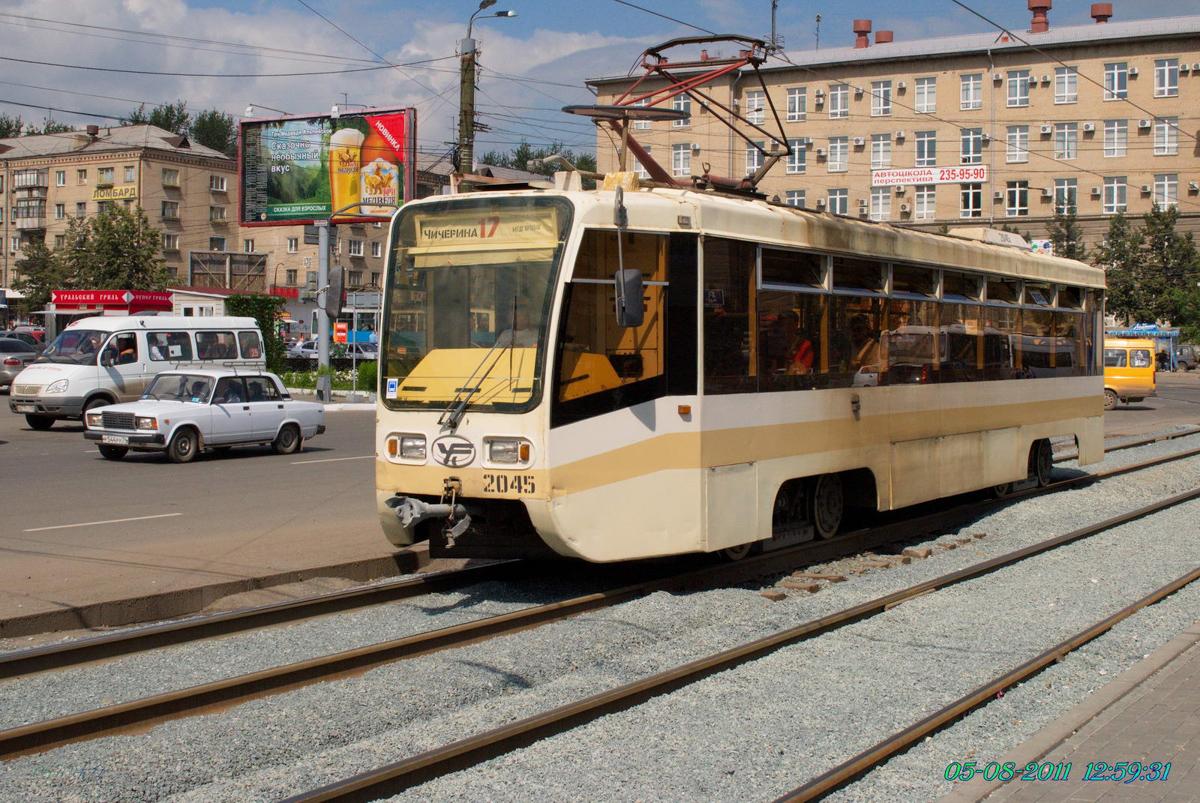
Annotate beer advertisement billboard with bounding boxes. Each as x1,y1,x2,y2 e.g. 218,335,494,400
239,107,416,226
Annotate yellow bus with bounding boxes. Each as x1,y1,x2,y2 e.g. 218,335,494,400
1103,337,1156,410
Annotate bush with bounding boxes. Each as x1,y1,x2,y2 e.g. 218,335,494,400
357,360,377,391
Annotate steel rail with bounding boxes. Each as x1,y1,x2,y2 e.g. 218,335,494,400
774,564,1200,802
275,487,1200,803
1052,425,1200,463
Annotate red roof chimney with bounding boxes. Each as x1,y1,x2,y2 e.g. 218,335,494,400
853,19,872,49
875,30,894,44
1091,3,1113,23
1029,0,1051,33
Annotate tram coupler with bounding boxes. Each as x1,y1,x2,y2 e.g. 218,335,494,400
386,496,472,545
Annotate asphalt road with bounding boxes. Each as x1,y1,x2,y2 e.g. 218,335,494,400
1,375,1197,626
0,405,393,623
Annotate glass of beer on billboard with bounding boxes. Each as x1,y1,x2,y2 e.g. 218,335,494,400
329,128,365,217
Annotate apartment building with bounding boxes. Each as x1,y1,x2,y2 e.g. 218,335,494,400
587,4,1200,247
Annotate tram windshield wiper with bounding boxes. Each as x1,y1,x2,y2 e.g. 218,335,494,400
439,338,512,430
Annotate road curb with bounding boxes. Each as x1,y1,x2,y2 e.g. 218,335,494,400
0,545,430,640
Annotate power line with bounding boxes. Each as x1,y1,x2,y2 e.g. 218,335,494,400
0,54,395,78
608,0,717,36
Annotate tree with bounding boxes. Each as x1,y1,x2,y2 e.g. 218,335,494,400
11,240,61,314
190,108,236,156
0,114,23,138
1093,212,1150,325
125,100,190,134
226,293,288,373
124,104,150,125
478,141,598,188
1045,206,1087,261
22,119,72,136
76,205,169,290
1143,204,1200,329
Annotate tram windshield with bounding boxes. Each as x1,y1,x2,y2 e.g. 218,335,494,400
380,196,572,412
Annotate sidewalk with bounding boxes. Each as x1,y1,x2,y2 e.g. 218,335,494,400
285,388,375,411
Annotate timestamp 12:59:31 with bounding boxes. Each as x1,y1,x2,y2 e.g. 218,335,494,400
944,761,1172,783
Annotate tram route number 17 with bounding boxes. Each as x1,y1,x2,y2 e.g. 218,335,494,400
478,217,500,237
482,473,535,494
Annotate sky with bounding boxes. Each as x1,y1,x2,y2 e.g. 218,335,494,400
0,0,1180,160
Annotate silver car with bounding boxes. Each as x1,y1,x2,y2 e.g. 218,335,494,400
0,339,39,391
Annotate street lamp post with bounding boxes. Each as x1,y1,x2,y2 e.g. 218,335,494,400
458,1,516,177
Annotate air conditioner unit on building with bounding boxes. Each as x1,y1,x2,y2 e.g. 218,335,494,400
900,202,911,213
858,198,868,206
816,147,827,157
1040,125,1053,134
897,81,907,90
799,137,813,146
981,133,992,143
1181,63,1191,73
816,198,827,207
1040,74,1051,83
1193,63,1200,71
1041,188,1053,198
1128,66,1139,76
894,130,906,139
854,86,864,96
1082,122,1095,132
895,186,906,196
1190,182,1199,192
814,88,826,97
853,137,866,146
993,191,1004,200
691,143,701,151
1138,119,1152,128
1140,184,1151,193
993,72,1003,81
1091,187,1102,196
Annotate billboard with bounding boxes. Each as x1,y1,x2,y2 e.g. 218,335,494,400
871,166,988,187
239,107,416,226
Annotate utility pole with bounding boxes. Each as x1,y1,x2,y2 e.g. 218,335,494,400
458,1,516,177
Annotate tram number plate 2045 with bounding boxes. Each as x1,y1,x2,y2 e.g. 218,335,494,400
481,473,535,494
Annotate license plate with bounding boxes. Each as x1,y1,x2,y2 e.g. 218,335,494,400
14,404,35,413
102,435,129,445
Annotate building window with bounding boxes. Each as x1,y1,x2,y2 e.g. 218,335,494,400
786,87,806,122
54,203,66,219
827,136,848,172
54,235,65,249
784,190,805,207
124,165,136,182
349,239,364,257
915,77,936,113
287,237,299,253
1054,178,1077,213
371,241,382,258
9,237,17,254
915,131,936,167
1006,181,1029,216
1104,62,1127,100
1104,120,1127,157
1006,126,1028,163
869,187,890,221
1103,177,1127,214
162,234,179,250
242,239,255,252
161,201,179,219
282,269,296,286
960,73,982,110
371,271,381,287
209,206,226,222
98,167,115,184
915,185,936,220
633,147,651,179
630,98,651,130
1055,67,1078,104
96,201,109,214
870,80,891,116
672,94,690,127
162,168,180,186
1054,122,1078,160
55,170,66,187
959,183,982,218
1153,174,1178,208
1007,70,1030,107
870,133,891,169
76,169,87,185
209,237,226,251
828,188,848,215
1155,59,1179,98
745,141,765,175
76,202,87,217
786,139,806,174
828,84,848,118
960,128,983,164
1154,117,1178,155
672,143,691,176
210,175,228,192
745,90,766,124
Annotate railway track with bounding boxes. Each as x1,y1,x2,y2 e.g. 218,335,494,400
2,429,1190,787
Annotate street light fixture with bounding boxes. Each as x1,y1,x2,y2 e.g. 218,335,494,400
459,2,517,176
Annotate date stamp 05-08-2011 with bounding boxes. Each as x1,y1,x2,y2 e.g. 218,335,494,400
944,760,1173,784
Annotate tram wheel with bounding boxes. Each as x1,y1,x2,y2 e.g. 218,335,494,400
992,482,1012,498
719,543,754,561
808,473,844,539
1031,438,1054,487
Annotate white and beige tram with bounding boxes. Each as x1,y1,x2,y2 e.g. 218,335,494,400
374,177,1104,562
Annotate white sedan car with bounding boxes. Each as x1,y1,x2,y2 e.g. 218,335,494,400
83,369,325,462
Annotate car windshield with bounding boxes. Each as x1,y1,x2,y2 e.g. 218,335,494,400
144,373,214,402
39,329,106,365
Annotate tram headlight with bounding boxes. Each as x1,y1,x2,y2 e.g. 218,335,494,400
399,435,426,460
487,438,530,464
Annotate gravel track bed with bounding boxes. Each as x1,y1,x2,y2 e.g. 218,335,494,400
3,432,1199,802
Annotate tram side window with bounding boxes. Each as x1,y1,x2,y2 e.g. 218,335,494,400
1021,308,1056,378
986,306,1022,380
885,299,939,384
1056,312,1085,377
757,290,826,392
703,238,756,394
828,296,884,388
939,302,985,383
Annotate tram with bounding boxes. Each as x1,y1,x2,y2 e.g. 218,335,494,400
373,180,1104,561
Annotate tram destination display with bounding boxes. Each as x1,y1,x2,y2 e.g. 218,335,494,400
239,107,416,226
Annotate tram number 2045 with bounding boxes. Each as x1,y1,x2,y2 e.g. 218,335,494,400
481,473,536,494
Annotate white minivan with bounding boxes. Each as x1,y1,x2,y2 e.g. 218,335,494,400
8,315,266,430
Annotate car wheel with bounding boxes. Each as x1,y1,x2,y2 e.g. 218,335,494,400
167,427,199,463
1103,389,1119,411
25,414,54,430
272,424,301,455
98,444,128,460
83,396,110,413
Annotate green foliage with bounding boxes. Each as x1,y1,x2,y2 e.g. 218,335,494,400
357,360,378,391
225,293,288,373
1094,213,1151,325
27,119,72,135
1093,205,1200,328
0,114,24,138
77,205,169,290
1045,206,1087,261
11,240,61,314
478,141,598,189
190,109,236,157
